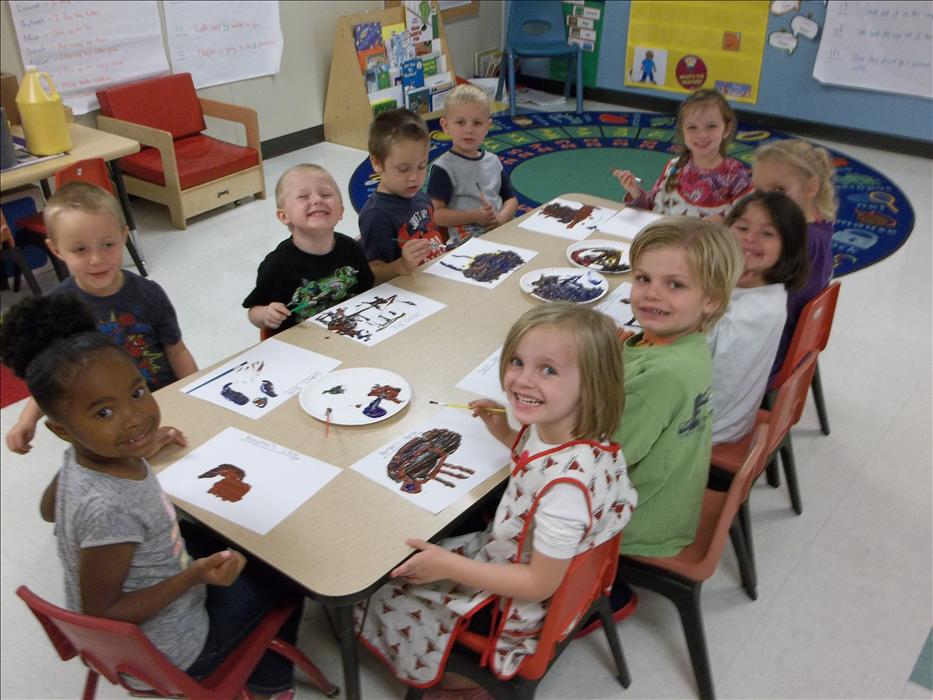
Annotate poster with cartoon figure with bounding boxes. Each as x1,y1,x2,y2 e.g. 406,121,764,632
350,408,510,514
423,237,538,288
181,338,341,419
632,47,667,85
309,283,446,346
158,427,341,534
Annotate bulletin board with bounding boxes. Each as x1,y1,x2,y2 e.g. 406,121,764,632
624,0,769,103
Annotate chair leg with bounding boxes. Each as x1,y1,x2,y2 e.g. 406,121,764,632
562,57,572,97
495,54,507,101
9,246,42,295
671,584,716,700
779,437,803,515
811,362,830,436
729,517,757,601
125,230,148,278
269,638,339,697
575,49,584,113
595,595,631,687
82,669,100,700
765,454,781,488
50,254,69,281
508,51,517,117
737,499,757,582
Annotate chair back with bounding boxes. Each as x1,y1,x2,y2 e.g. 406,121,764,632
772,281,840,387
16,585,200,697
765,351,820,456
97,73,205,140
55,158,114,195
507,1,572,50
519,532,622,680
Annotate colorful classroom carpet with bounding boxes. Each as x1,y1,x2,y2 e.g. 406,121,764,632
349,111,915,278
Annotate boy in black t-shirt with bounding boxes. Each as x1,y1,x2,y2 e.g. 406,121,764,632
243,164,374,336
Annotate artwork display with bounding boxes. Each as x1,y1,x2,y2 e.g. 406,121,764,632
423,237,538,288
181,339,341,419
519,267,609,304
518,197,619,240
158,427,341,534
350,407,510,513
299,367,411,426
309,283,446,346
595,282,641,333
566,239,632,274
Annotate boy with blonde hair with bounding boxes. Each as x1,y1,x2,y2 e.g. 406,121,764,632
5,181,197,455
359,109,445,283
427,83,518,246
244,163,373,335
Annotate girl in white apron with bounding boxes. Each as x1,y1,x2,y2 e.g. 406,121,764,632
355,304,637,698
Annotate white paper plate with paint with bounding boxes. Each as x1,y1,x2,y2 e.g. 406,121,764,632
566,240,632,274
519,267,609,304
300,368,411,426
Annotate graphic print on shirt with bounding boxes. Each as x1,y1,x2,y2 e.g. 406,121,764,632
678,388,712,434
288,265,361,320
98,310,165,387
398,205,445,260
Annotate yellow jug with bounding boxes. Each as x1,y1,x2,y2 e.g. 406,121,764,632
15,66,71,155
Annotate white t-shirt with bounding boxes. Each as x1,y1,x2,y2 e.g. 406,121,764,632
707,283,787,444
532,483,590,559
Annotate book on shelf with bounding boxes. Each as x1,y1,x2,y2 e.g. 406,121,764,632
405,85,431,115
354,22,384,51
429,85,452,112
357,44,388,73
401,58,425,90
371,97,398,117
405,0,437,56
382,22,414,70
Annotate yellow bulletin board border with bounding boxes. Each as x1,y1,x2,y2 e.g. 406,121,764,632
624,0,769,104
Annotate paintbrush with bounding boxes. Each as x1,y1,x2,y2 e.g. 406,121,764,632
475,181,490,205
324,407,332,437
184,361,248,394
429,400,507,413
608,167,642,183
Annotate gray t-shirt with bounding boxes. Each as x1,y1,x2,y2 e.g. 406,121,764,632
54,448,208,670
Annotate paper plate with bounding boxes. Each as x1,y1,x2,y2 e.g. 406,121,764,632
299,367,411,426
519,267,609,304
566,240,632,274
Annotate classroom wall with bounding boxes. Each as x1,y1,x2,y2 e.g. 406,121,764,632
0,0,504,147
519,0,933,143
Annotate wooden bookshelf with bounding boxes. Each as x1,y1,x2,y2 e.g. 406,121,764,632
323,1,456,151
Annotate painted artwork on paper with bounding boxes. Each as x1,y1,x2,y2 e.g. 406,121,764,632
309,283,446,346
157,427,340,534
350,408,510,513
518,197,618,240
595,282,641,333
423,237,538,288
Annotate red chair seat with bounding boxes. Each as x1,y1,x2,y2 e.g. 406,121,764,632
119,135,259,190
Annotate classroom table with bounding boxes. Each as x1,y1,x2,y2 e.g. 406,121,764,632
150,193,629,699
0,122,147,276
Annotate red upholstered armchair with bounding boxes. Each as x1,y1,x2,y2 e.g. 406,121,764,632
95,73,265,229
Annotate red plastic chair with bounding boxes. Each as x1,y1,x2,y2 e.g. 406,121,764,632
16,586,338,700
620,425,769,700
768,281,841,437
407,533,631,700
13,157,146,277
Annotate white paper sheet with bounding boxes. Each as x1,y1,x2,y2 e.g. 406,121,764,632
9,1,169,115
308,283,446,346
595,282,641,332
597,207,663,240
163,1,284,89
180,338,341,419
518,198,619,240
158,427,341,535
350,408,510,514
455,346,507,404
423,237,538,288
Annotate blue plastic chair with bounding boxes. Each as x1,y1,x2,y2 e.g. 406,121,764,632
495,1,583,116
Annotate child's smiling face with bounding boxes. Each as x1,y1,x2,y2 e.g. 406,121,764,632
276,170,344,236
630,245,717,341
47,210,127,297
729,201,783,287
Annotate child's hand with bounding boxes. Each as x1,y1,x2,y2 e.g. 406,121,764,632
474,202,496,227
391,538,454,584
470,399,512,444
145,426,188,459
261,302,291,330
612,169,644,198
492,208,511,228
193,548,246,587
6,419,37,454
399,238,433,273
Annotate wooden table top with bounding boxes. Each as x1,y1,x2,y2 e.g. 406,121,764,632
150,193,630,602
0,123,140,192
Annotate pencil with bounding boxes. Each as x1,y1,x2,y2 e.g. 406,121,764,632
429,400,507,413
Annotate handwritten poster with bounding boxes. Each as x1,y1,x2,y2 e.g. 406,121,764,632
163,1,284,89
813,1,933,99
8,1,168,114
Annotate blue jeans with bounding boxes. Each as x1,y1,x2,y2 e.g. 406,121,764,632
181,521,302,694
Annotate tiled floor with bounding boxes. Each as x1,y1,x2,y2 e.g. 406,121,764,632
2,99,931,699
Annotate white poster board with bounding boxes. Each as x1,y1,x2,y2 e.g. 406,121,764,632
8,1,169,114
813,1,933,99
163,1,284,89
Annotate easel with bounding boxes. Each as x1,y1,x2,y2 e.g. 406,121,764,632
323,1,456,151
